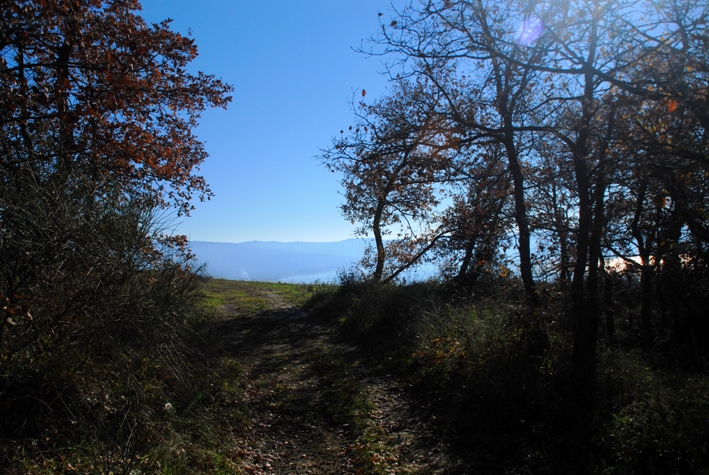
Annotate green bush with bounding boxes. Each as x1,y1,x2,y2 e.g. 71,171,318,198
310,277,709,473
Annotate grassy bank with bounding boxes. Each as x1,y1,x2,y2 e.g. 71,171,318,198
1,278,319,474
308,278,709,474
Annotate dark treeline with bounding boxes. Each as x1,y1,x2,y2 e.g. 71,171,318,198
321,0,709,390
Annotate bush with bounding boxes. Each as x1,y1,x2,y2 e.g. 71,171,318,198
0,168,211,472
310,277,709,473
598,351,709,474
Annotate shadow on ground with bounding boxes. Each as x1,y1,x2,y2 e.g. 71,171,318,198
210,298,468,475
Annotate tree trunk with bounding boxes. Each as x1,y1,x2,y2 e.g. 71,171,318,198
600,254,619,349
502,135,539,309
457,235,476,280
629,180,654,350
372,198,386,282
639,264,654,350
576,173,608,387
571,29,600,393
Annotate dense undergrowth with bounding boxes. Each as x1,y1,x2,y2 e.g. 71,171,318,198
308,275,709,474
4,264,707,474
1,274,235,474
0,273,318,474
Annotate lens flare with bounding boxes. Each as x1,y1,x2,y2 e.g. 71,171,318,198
516,16,543,46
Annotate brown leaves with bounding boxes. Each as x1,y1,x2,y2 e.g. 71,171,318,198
0,0,233,214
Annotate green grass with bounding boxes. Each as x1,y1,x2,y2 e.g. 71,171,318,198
4,277,328,474
197,278,325,312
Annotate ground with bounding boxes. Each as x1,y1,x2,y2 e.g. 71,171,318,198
205,281,465,475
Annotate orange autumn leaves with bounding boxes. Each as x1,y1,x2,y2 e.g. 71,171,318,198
0,0,232,214
412,336,467,365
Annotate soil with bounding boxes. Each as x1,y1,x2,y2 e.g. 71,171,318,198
214,286,466,475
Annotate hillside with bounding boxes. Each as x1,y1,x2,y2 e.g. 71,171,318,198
189,239,368,282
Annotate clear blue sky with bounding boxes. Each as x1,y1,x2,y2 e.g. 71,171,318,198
138,1,396,243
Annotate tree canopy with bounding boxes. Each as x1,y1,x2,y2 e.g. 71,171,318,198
0,0,231,365
323,0,709,387
1,0,232,214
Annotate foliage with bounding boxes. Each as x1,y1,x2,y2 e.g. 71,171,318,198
0,203,229,472
324,0,709,390
0,1,235,472
321,79,458,282
597,351,709,474
310,277,709,473
309,273,709,473
0,0,232,214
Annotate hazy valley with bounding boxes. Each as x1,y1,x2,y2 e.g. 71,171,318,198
189,239,368,282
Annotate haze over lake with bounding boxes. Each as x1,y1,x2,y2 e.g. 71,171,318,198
189,239,438,283
189,239,367,283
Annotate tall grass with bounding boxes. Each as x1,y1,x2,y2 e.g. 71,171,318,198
0,175,248,473
309,275,709,474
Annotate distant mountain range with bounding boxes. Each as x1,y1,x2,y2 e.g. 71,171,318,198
188,239,369,283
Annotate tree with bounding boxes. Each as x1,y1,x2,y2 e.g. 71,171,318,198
321,79,454,282
376,0,552,308
0,0,231,366
1,2,232,464
365,0,709,389
0,0,231,214
435,142,513,291
527,134,576,285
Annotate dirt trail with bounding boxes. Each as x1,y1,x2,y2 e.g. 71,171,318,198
215,287,464,475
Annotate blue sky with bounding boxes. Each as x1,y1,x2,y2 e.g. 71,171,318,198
138,1,397,243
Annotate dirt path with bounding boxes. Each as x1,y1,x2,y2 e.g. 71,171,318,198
214,287,464,475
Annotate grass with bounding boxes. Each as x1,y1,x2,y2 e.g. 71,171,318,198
4,337,250,474
2,277,309,475
7,274,708,474
198,278,324,312
308,278,709,474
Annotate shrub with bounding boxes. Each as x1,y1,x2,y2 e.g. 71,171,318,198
0,169,208,471
598,351,709,474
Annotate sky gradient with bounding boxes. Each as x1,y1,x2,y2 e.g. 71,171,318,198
138,1,397,243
